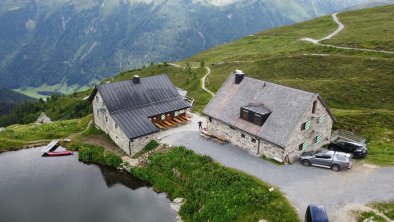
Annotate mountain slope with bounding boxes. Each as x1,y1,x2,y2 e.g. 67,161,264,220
110,4,394,165
0,85,34,115
0,0,373,91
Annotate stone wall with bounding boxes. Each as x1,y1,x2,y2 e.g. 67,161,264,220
92,92,154,156
284,98,334,163
208,118,283,160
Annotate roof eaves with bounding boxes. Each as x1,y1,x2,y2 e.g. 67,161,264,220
317,94,337,122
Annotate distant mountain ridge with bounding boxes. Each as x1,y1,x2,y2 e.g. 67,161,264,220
0,0,375,89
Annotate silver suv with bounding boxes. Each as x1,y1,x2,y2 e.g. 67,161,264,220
300,150,352,172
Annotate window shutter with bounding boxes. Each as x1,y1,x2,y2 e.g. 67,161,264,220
302,142,308,150
315,135,322,144
319,115,326,124
305,121,311,130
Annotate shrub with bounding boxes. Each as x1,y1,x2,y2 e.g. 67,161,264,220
78,144,122,168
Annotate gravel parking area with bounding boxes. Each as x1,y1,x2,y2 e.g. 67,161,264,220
160,131,394,221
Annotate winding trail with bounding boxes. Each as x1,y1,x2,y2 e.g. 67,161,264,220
200,66,214,97
168,63,214,97
301,13,394,54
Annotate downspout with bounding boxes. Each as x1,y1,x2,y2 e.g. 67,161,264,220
128,141,132,156
257,139,260,155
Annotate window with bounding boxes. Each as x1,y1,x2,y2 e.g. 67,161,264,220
96,110,100,117
105,116,108,123
301,121,311,131
251,138,256,143
229,126,235,130
161,114,165,120
115,123,118,129
312,101,317,114
254,114,262,125
318,115,326,124
299,142,308,151
174,111,180,117
180,109,185,114
315,135,322,144
241,133,245,138
96,95,99,102
241,110,248,120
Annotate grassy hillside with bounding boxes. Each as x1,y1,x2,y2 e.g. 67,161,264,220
0,91,92,127
326,5,394,51
114,5,394,165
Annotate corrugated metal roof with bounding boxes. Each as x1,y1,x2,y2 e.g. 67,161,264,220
203,74,327,147
96,74,190,139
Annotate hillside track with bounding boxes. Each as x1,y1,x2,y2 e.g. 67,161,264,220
168,63,215,97
301,13,394,54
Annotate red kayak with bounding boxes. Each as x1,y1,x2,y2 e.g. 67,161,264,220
46,151,73,156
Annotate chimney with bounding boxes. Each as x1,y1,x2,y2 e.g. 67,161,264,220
234,70,244,84
132,75,140,84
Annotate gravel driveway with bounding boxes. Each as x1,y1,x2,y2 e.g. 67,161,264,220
161,131,394,221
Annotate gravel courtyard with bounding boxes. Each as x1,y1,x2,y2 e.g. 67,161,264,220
160,130,394,221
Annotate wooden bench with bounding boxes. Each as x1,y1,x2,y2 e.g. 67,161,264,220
179,116,189,121
154,123,165,129
213,137,226,145
168,120,178,125
173,118,185,124
200,133,211,140
163,120,175,127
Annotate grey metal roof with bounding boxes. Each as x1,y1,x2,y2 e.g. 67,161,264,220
203,74,328,147
95,74,190,139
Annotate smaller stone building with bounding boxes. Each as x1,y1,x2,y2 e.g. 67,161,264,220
36,112,52,124
203,70,335,163
89,74,191,155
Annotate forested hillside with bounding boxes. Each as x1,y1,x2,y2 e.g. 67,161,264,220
0,85,34,116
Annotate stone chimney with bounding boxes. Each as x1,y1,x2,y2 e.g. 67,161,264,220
132,75,140,84
234,70,244,84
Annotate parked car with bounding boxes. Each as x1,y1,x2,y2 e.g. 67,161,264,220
300,150,352,172
305,204,329,222
328,141,367,158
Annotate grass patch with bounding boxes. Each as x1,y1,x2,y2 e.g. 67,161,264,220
326,5,394,52
0,116,91,153
357,211,386,222
371,201,394,220
333,109,394,166
131,146,298,222
78,144,122,169
132,140,160,158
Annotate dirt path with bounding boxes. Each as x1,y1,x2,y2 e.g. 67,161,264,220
200,66,214,97
301,13,394,54
168,63,214,97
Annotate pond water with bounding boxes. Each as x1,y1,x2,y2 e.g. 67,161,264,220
0,148,176,222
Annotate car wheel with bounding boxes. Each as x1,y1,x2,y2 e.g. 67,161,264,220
331,164,340,172
302,160,311,167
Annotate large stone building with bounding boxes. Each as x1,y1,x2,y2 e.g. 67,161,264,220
89,74,191,155
203,70,335,163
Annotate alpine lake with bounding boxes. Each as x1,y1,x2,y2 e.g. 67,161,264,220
0,147,176,222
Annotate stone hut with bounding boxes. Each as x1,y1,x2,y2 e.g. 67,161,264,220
89,74,191,156
36,112,52,124
203,70,335,163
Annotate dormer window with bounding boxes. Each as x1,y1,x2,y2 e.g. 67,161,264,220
241,110,249,120
240,104,271,126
